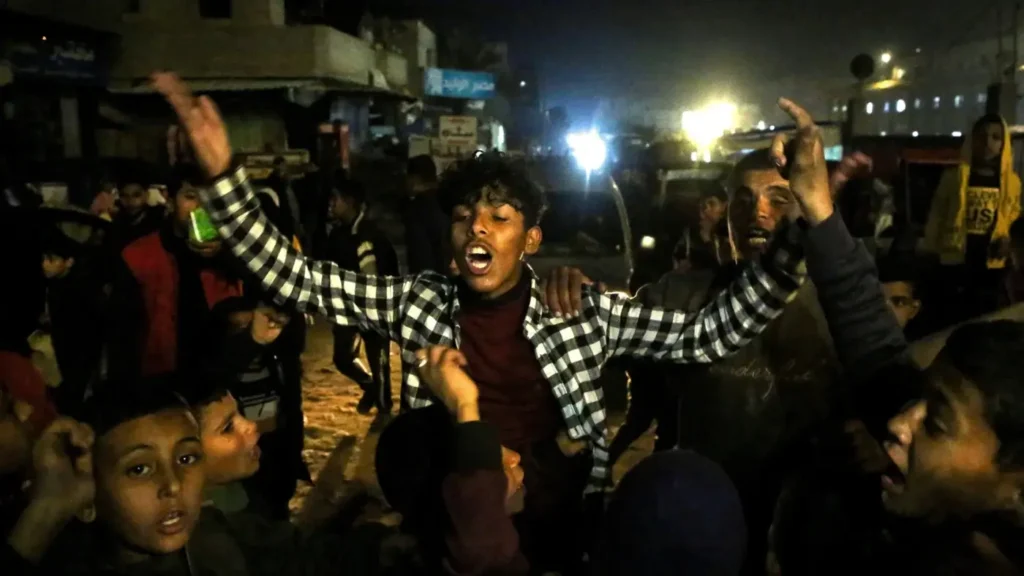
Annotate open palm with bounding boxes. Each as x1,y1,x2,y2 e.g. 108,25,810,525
152,72,233,178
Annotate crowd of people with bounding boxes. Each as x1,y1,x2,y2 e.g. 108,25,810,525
1,71,1024,576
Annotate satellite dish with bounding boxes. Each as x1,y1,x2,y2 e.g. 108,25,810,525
850,54,875,81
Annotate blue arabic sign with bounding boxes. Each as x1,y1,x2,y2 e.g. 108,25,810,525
424,68,496,100
6,39,106,84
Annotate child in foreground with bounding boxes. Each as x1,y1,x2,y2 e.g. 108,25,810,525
3,377,391,576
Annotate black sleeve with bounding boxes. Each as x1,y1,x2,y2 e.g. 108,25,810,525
803,213,921,431
105,257,143,382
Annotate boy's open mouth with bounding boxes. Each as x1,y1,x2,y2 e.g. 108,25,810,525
746,227,772,247
158,509,188,535
465,244,494,275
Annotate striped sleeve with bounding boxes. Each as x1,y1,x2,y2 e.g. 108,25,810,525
201,167,410,341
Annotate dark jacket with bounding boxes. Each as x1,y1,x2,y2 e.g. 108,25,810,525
46,253,108,413
3,506,393,576
326,209,399,276
403,192,450,274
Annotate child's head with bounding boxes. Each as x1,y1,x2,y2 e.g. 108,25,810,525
883,321,1024,523
187,387,261,485
87,379,205,556
877,256,921,330
40,228,79,280
437,153,546,297
328,176,366,224
120,176,152,217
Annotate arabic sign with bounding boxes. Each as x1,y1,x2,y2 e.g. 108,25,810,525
439,116,478,147
5,39,105,83
424,68,496,100
408,135,477,175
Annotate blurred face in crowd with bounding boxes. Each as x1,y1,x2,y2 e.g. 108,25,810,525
728,167,795,260
882,281,921,330
94,408,205,556
972,121,1004,166
882,357,1018,522
327,191,355,223
195,393,261,485
0,390,33,476
42,254,75,280
121,183,148,217
451,187,542,297
173,184,221,257
700,196,727,229
502,446,526,515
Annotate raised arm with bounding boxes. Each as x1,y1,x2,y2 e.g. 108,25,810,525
202,168,410,339
600,224,805,362
153,72,409,341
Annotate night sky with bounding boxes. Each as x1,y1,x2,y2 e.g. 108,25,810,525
371,0,993,123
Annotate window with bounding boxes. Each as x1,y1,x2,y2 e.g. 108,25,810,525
978,92,987,104
199,0,231,19
842,104,848,113
954,95,963,108
883,101,891,113
914,98,921,109
896,99,906,113
933,96,941,109
865,102,874,115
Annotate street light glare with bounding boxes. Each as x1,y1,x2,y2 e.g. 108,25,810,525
881,52,892,64
566,131,608,172
681,101,738,151
520,80,527,87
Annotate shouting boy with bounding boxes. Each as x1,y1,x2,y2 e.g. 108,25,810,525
154,73,813,570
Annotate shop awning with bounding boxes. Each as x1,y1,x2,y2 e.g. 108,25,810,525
107,77,416,101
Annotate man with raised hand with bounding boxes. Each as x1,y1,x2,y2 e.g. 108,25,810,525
153,71,815,571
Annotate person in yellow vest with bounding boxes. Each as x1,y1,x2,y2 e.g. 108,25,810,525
925,113,1022,321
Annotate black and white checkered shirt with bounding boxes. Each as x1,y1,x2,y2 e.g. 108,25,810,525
204,167,806,493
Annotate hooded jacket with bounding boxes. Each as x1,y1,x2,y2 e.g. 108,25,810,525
924,116,1022,269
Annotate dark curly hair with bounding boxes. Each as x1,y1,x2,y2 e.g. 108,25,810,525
436,152,547,228
942,320,1024,468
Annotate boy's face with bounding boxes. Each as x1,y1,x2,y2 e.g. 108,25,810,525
327,192,350,222
882,357,1015,522
196,394,261,485
42,254,75,279
451,190,542,297
502,446,526,515
882,281,921,330
729,167,795,260
973,122,1004,165
172,185,202,231
94,408,205,555
122,184,148,216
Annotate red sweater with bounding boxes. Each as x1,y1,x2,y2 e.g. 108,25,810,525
455,275,562,452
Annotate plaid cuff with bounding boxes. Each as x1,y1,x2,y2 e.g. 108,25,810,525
205,165,252,208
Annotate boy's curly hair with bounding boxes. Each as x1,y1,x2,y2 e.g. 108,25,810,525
436,152,547,228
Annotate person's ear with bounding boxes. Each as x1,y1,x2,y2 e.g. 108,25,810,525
524,226,542,257
76,505,97,524
908,299,922,321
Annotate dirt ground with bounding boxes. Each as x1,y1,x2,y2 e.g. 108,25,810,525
289,320,655,518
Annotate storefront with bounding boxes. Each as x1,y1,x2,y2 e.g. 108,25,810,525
0,10,117,184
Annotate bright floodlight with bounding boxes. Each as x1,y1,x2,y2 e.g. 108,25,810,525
881,52,892,64
681,102,737,151
520,80,527,87
567,131,607,171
